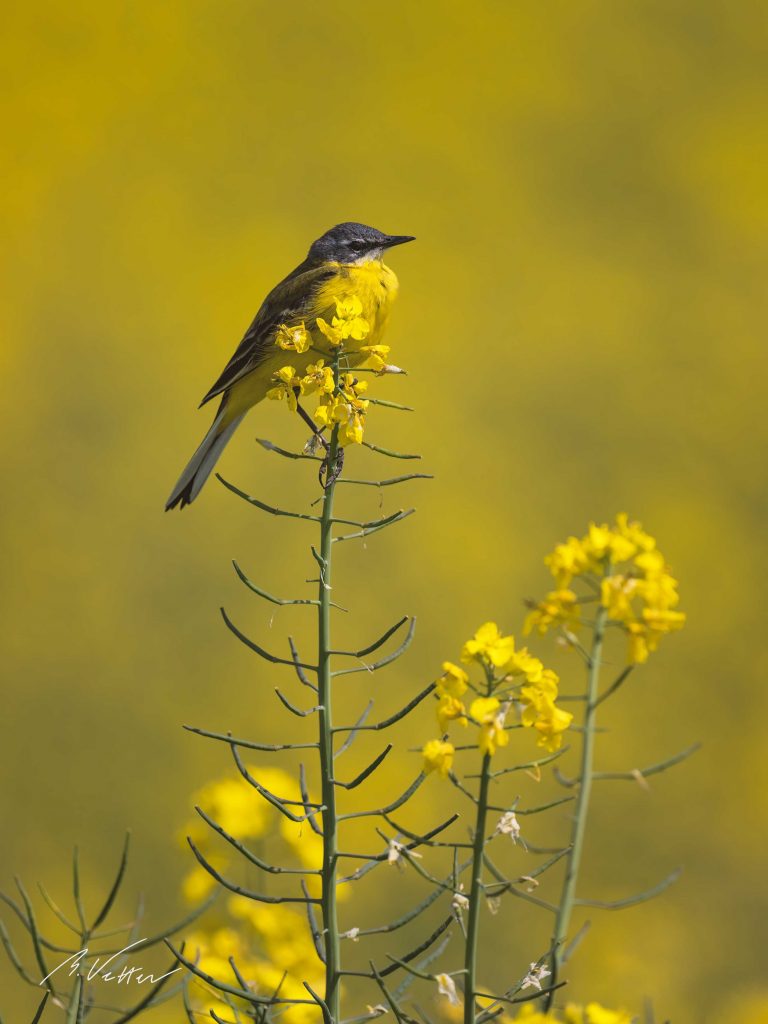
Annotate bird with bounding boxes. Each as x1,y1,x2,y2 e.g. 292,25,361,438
165,222,415,510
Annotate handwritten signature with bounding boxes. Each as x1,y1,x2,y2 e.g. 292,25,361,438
40,939,181,986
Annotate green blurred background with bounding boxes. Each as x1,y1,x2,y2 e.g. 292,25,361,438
2,2,767,1020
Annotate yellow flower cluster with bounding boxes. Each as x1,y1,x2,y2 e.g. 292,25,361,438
314,371,369,446
274,296,396,375
267,295,401,451
316,294,371,346
184,907,323,1024
360,343,391,372
180,767,328,1024
524,588,580,635
462,623,572,752
275,321,312,354
527,513,686,664
422,737,455,777
514,1002,633,1024
422,623,573,775
182,766,326,901
470,694,510,756
266,359,334,412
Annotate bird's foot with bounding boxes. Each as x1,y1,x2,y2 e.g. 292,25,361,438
294,398,342,487
320,445,344,489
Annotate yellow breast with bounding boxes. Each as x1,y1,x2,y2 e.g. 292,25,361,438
313,260,399,348
226,260,399,415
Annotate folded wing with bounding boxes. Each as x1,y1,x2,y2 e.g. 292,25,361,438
199,261,337,407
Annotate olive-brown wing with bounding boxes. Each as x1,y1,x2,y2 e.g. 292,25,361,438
199,261,337,407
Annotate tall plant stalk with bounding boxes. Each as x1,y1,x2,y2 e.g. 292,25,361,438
547,587,608,1001
317,419,342,1023
464,751,491,1024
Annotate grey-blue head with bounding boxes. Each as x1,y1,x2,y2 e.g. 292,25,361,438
308,222,415,265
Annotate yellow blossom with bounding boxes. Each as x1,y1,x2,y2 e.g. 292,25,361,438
275,321,311,353
300,360,335,396
314,393,365,445
314,373,370,446
316,294,371,346
634,548,666,578
626,609,686,664
437,661,469,698
184,907,324,1024
626,621,650,664
229,899,322,972
532,701,573,751
469,697,510,756
514,1006,558,1023
519,668,559,714
545,513,654,585
422,739,455,777
361,343,391,371
341,409,366,445
524,589,581,635
643,607,687,632
181,765,321,886
461,622,515,669
470,696,500,721
182,862,219,903
615,511,656,553
519,670,573,751
339,371,369,404
600,574,637,622
180,772,326,1024
266,365,304,411
437,694,468,731
545,536,591,587
279,815,324,871
183,772,274,849
516,1004,633,1024
585,522,613,559
479,719,509,756
539,515,685,663
504,646,545,683
635,567,681,610
564,1003,633,1024
314,393,343,428
584,521,636,564
316,319,341,345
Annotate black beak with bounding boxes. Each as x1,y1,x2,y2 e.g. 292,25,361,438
383,234,416,249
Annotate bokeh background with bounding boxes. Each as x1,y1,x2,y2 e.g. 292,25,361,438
2,2,767,1020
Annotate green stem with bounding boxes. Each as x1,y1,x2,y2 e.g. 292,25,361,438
547,597,608,1005
318,373,342,1022
464,752,491,1024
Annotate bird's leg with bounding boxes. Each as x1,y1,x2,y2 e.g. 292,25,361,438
293,393,343,488
321,444,344,490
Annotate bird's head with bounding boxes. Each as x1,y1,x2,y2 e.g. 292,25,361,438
308,222,415,265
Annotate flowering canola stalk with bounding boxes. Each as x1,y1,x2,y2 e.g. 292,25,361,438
317,356,343,1023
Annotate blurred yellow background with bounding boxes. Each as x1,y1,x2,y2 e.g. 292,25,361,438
2,2,767,1021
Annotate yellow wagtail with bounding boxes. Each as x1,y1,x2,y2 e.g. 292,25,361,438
166,222,414,510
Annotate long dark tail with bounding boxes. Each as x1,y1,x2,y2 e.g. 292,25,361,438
165,403,245,510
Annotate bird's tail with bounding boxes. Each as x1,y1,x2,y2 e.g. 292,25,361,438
165,402,245,510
